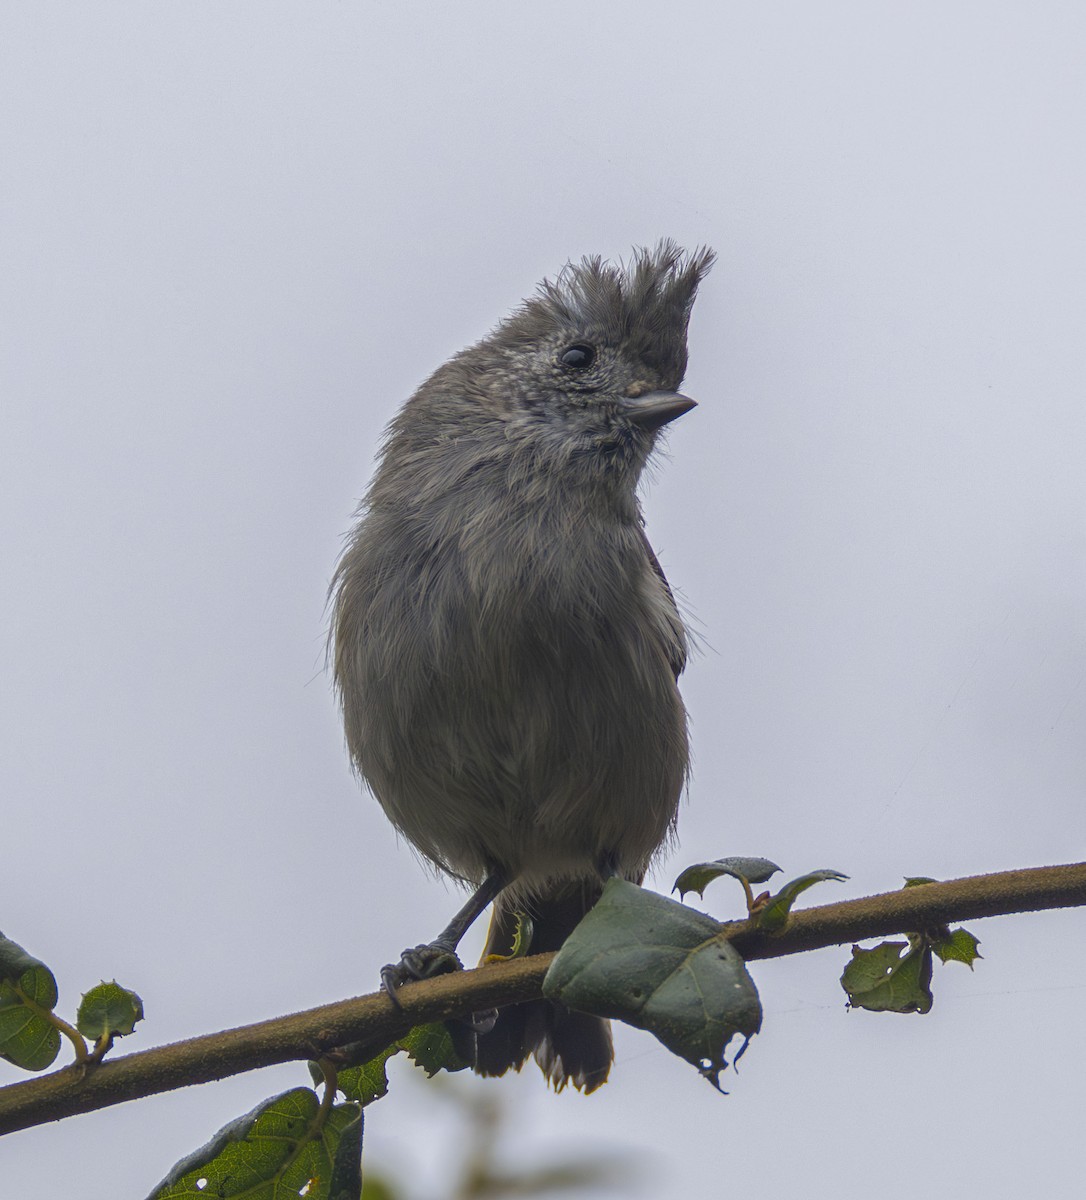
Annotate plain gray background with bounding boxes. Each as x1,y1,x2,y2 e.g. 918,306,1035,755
3,3,1084,1197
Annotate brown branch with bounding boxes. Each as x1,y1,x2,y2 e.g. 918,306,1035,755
726,859,1086,959
2,861,1083,1136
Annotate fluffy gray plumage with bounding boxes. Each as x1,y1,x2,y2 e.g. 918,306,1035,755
332,241,714,1091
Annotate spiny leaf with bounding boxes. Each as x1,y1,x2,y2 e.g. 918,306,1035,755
483,912,535,964
672,857,782,900
896,879,982,969
841,941,934,1014
399,1022,470,1076
337,1022,469,1107
339,1045,398,1107
77,980,144,1040
509,912,535,958
146,1087,363,1200
0,932,62,1072
932,927,982,968
756,869,849,933
543,879,762,1089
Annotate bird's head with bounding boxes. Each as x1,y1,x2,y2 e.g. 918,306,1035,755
476,241,715,477
381,242,714,507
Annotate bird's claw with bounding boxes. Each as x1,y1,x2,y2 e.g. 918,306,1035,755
381,943,464,1006
380,944,496,1032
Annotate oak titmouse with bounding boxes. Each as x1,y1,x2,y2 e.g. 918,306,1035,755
331,242,714,1091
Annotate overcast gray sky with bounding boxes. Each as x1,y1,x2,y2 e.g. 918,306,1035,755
3,3,1084,1197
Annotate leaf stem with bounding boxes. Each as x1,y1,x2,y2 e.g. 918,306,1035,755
13,987,88,1066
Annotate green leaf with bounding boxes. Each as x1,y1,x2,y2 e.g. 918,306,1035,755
895,879,982,969
543,879,762,1088
399,1022,470,1076
147,1087,364,1200
841,940,934,1014
77,980,144,1039
509,912,535,958
326,1105,365,1200
672,857,782,900
756,869,849,932
337,1021,470,1107
0,931,62,1071
483,911,535,964
932,927,982,968
339,1045,398,1107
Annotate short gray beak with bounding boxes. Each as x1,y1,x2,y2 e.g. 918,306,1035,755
619,391,697,431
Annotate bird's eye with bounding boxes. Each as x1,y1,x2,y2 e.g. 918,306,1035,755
559,343,596,369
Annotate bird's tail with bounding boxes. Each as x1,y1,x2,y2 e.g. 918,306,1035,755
470,880,612,1093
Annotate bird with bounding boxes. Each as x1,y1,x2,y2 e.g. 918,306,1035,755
331,240,714,1092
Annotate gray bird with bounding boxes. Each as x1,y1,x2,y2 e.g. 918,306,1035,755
331,241,714,1091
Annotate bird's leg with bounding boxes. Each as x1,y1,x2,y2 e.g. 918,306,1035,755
381,872,506,1031
596,849,621,881
432,872,507,951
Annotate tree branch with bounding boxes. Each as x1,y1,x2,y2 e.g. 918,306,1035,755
2,860,1083,1136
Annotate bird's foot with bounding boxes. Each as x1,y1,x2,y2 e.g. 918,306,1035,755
380,943,497,1033
381,942,463,997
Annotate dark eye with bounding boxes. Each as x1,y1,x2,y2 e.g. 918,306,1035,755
559,343,596,369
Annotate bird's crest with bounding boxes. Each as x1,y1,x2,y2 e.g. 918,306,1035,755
498,240,715,385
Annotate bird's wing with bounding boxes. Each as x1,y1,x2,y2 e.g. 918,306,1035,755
640,528,688,680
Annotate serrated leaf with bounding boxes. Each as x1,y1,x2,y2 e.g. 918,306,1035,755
509,912,535,958
841,941,934,1014
146,1087,364,1200
483,911,535,965
932,927,982,968
77,980,144,1039
337,1020,470,1108
399,1022,470,1076
543,879,761,1088
672,857,782,900
0,931,62,1071
756,869,849,933
339,1045,398,1107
